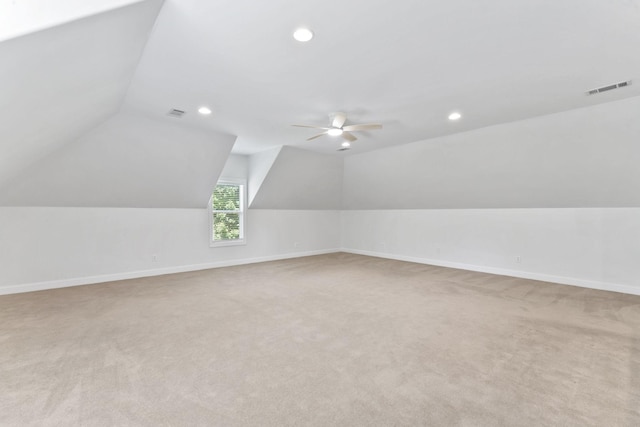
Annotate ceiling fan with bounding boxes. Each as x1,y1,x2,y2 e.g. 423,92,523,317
292,112,382,146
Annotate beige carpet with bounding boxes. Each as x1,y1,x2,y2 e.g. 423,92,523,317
1,253,639,426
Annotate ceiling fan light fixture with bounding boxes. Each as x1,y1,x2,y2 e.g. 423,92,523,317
293,28,313,42
198,106,212,115
292,112,381,143
448,111,462,121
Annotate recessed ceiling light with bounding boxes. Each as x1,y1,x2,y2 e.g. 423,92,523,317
448,112,462,121
293,28,313,42
327,128,343,136
341,141,351,148
198,106,212,115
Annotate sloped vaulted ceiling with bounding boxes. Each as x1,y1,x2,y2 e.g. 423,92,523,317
3,1,640,210
0,0,163,188
120,0,640,155
0,112,236,208
0,0,238,209
249,146,343,210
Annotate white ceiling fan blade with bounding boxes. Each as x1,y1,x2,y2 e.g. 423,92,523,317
307,132,327,141
342,123,382,132
331,112,347,129
342,132,357,142
292,124,330,130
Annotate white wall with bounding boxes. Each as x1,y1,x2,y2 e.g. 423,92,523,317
0,148,342,295
3,96,640,296
0,207,340,294
221,153,249,180
340,97,640,295
341,209,640,295
248,147,281,205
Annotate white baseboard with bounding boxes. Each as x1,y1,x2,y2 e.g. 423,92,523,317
0,249,341,296
341,248,640,296
4,248,638,297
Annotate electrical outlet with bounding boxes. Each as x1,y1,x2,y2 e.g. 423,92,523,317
515,256,521,264
152,254,158,262
293,242,299,248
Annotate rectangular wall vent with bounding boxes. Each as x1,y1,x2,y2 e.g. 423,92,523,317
586,80,632,95
167,108,186,118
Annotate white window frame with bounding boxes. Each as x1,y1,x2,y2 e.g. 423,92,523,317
209,178,246,247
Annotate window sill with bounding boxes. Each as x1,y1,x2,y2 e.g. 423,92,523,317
210,239,246,248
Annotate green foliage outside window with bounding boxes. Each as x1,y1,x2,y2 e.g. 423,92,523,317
212,184,242,241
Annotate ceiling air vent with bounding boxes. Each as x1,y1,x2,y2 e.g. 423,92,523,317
586,80,632,96
167,108,186,118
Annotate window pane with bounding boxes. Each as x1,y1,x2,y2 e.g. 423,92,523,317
213,212,241,240
212,185,240,210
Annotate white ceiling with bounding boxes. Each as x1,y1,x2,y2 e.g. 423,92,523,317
0,0,145,42
343,95,640,209
123,0,640,155
2,0,640,210
250,146,343,209
0,112,236,208
0,0,163,187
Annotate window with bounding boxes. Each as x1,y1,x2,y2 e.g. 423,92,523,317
209,179,246,246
